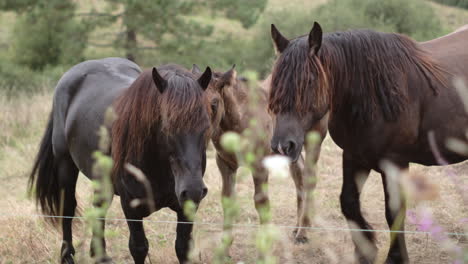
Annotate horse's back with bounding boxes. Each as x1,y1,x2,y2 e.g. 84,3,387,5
52,57,142,177
421,26,468,78
413,28,468,165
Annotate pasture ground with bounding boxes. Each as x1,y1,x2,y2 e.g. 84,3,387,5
0,91,466,263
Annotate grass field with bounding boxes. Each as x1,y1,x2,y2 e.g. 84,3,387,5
0,0,467,263
0,90,466,263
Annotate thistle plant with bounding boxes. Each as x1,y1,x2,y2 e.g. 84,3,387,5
86,107,115,261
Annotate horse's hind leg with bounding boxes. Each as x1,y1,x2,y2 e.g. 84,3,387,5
57,155,79,264
341,153,377,264
381,165,409,264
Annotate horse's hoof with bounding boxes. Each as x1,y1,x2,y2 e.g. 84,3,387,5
95,256,114,264
61,255,75,264
356,255,373,264
384,257,408,264
294,235,309,244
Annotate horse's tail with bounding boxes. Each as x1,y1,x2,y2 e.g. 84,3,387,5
28,111,61,225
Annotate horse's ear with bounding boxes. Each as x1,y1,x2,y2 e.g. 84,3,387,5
198,66,212,91
220,64,237,90
152,67,167,94
308,22,323,55
191,64,202,75
271,24,289,54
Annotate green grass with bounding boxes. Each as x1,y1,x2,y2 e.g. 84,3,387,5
429,0,468,30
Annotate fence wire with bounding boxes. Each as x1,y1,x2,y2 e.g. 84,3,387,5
1,213,466,237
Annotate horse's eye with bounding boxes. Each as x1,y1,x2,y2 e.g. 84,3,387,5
211,99,219,113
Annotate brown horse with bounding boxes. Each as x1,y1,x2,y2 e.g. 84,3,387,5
269,23,468,263
192,65,328,243
29,58,213,264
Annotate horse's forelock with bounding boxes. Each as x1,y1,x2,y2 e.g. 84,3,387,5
111,67,210,182
269,38,330,117
160,73,211,134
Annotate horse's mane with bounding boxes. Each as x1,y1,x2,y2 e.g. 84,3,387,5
111,64,209,181
270,30,448,123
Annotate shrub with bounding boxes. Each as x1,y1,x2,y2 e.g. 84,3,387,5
11,0,90,70
362,0,444,40
0,60,64,96
431,0,468,9
245,0,444,77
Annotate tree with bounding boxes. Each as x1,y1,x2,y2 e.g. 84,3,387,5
87,0,267,64
0,0,91,70
211,0,268,28
245,0,443,77
88,0,212,63
431,0,468,9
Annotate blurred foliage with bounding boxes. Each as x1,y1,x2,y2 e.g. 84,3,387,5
99,0,213,61
2,0,91,70
246,0,444,77
94,0,267,63
211,0,268,28
0,59,65,96
0,0,453,95
0,0,34,11
432,0,468,9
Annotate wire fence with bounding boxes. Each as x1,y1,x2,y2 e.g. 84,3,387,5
1,213,466,237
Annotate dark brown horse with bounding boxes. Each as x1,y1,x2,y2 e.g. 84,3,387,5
269,23,468,263
192,65,328,243
29,58,213,264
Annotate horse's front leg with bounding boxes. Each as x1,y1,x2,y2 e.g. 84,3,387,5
341,153,377,264
215,153,238,255
216,154,238,228
382,164,409,264
290,154,311,243
121,199,148,264
175,210,194,264
252,163,271,224
90,192,113,263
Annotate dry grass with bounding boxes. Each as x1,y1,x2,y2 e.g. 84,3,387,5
0,91,466,263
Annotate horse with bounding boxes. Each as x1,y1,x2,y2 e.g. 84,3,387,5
268,22,468,263
192,64,328,243
28,57,213,264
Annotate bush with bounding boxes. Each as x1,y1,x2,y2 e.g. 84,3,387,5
431,0,468,9
0,60,64,96
11,0,90,70
362,0,444,40
244,0,444,77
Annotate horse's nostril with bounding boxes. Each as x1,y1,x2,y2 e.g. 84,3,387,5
180,190,188,200
271,146,278,154
284,140,296,155
201,187,208,199
271,142,279,154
